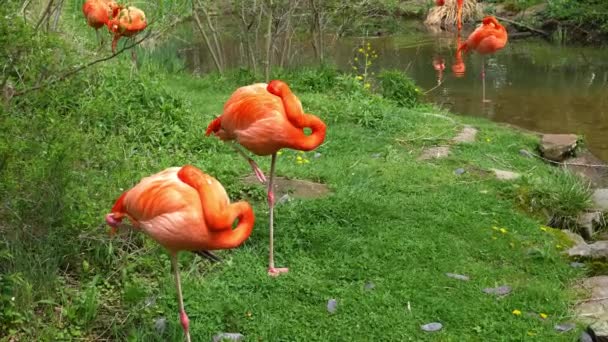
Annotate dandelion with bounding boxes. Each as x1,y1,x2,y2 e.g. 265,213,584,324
492,226,499,231
354,57,358,61
352,66,357,70
486,138,492,142
512,309,521,316
540,226,548,232
277,151,283,156
539,313,548,319
358,48,364,53
499,228,507,234
364,83,371,89
356,75,363,81
556,244,562,249
304,159,310,163
296,155,303,161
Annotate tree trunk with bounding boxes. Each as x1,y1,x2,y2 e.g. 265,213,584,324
192,1,223,74
264,0,273,82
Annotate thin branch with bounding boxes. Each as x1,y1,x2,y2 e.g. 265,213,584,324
494,15,550,38
13,30,153,97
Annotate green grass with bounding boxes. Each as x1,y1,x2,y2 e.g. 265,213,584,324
1,4,594,339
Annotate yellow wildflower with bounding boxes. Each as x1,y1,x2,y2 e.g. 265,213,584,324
296,155,303,161
539,313,548,319
556,244,562,249
358,48,364,53
364,83,371,89
486,138,492,142
512,309,521,316
492,226,499,231
296,160,303,164
354,57,358,61
356,75,363,81
304,159,310,163
499,228,507,234
277,151,283,156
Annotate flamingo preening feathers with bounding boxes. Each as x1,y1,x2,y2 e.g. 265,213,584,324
82,0,121,44
107,5,148,53
458,16,508,102
206,80,327,276
106,165,255,342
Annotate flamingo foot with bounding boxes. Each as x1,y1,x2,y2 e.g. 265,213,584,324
249,159,267,184
268,267,289,277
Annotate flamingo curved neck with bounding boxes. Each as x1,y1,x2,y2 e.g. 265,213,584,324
290,114,327,152
212,202,254,249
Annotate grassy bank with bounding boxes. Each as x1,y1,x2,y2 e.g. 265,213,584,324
2,64,592,340
1,5,594,341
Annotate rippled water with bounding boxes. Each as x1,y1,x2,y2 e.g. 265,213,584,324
180,27,608,160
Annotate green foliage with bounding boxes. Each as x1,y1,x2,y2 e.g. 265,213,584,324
377,69,420,108
548,0,608,33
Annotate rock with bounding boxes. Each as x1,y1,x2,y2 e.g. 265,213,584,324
574,276,608,338
212,333,245,342
154,317,167,334
563,151,608,188
571,262,586,268
421,322,443,332
364,281,375,291
539,134,578,162
567,239,608,260
555,322,576,333
519,149,534,158
577,212,604,240
327,299,338,314
482,285,512,296
592,189,608,212
371,153,381,158
454,168,466,176
243,175,330,199
452,126,478,143
445,273,469,281
277,194,291,205
314,152,322,158
418,146,450,160
580,331,594,342
490,169,521,181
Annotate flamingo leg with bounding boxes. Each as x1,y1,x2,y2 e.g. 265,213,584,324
267,153,288,277
457,4,462,31
481,57,490,103
131,37,137,63
231,143,267,184
170,253,191,342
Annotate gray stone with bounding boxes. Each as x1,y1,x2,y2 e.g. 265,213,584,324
574,276,608,340
154,317,166,334
243,175,330,199
519,149,534,158
555,322,576,333
421,322,443,332
371,153,381,158
454,168,466,176
418,146,450,160
577,212,604,240
277,194,291,205
491,169,521,181
314,152,322,158
483,285,512,296
327,299,338,314
592,189,608,212
212,333,245,342
580,331,593,342
452,126,478,143
571,262,586,268
364,281,375,290
539,134,578,162
567,238,608,260
445,273,469,281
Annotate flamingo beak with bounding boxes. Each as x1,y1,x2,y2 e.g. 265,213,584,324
105,213,121,236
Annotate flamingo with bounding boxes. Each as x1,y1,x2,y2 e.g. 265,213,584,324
105,165,255,342
205,80,326,276
456,0,464,31
436,0,445,6
458,16,508,102
432,56,445,85
82,0,120,45
452,33,466,78
107,5,147,54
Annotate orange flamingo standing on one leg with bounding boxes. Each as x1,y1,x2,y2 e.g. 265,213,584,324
458,16,508,102
105,165,255,342
82,0,121,45
205,80,327,277
456,0,464,31
452,33,466,78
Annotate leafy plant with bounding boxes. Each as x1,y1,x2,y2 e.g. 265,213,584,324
377,69,420,108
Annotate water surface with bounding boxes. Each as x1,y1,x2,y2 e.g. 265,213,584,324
177,27,608,160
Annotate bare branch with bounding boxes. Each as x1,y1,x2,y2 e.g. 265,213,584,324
13,30,154,97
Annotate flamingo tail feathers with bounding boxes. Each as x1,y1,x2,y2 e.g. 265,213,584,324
192,250,222,263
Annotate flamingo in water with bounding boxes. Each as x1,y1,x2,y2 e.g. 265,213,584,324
105,165,255,342
435,0,463,30
206,80,327,276
82,0,121,45
458,16,508,102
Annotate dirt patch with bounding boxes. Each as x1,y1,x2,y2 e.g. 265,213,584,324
242,175,331,199
418,146,450,161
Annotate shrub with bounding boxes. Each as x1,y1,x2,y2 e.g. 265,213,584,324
377,70,420,108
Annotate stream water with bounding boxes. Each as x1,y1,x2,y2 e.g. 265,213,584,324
177,26,608,160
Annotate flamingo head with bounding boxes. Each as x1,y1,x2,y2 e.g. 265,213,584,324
267,80,288,97
482,16,500,28
105,213,122,236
